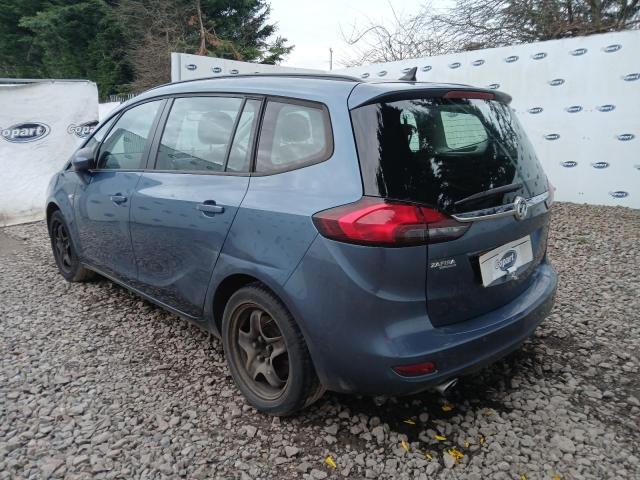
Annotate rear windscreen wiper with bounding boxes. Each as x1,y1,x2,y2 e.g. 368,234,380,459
454,183,523,208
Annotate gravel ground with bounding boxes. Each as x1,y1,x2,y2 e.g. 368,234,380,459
1,202,639,480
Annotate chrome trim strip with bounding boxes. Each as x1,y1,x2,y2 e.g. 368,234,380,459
452,191,549,223
526,191,549,206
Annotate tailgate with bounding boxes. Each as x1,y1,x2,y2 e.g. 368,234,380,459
426,201,550,327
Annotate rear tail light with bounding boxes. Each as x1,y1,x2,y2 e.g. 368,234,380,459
312,197,469,246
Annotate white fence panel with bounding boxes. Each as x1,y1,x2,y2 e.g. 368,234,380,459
337,30,640,208
170,53,319,83
0,80,98,226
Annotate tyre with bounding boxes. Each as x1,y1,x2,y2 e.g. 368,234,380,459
48,210,95,282
222,283,324,416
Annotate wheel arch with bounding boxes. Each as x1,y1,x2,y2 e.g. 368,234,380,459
209,271,309,348
212,273,263,334
46,201,60,226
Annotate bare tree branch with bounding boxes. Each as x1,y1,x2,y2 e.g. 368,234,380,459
340,3,453,66
340,0,639,66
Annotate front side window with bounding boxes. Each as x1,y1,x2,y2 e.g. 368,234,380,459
97,100,161,169
256,101,332,173
84,116,116,154
155,96,243,172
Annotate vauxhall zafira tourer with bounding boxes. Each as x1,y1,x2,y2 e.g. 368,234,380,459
47,72,557,415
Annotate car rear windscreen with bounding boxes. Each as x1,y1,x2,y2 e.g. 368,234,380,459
350,96,548,214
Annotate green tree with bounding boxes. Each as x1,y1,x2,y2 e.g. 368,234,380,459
118,0,293,91
0,0,292,97
17,0,132,97
0,0,50,77
193,0,293,62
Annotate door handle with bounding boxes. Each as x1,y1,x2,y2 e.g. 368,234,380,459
197,201,224,215
110,194,127,205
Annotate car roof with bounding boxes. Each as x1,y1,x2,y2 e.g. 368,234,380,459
119,74,510,115
131,74,360,107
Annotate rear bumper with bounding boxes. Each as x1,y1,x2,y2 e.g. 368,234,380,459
388,264,557,395
283,236,557,396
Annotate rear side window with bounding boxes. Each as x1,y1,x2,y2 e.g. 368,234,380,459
97,100,161,170
351,97,546,213
256,100,332,173
155,97,243,172
227,99,261,173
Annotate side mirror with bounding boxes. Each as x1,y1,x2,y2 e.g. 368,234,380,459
71,147,95,172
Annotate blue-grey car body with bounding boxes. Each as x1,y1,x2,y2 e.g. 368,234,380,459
46,75,557,396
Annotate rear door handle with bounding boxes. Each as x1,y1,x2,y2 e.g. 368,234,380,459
197,201,224,215
110,194,127,205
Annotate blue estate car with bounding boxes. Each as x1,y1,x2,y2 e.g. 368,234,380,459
46,73,557,415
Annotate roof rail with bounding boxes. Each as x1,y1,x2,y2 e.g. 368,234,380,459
145,72,362,94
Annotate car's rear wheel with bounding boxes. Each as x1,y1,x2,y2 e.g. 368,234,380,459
48,210,95,282
222,283,324,416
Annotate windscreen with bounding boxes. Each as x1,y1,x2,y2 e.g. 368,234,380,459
350,96,547,214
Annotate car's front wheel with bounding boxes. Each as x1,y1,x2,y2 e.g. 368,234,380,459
222,284,324,416
48,210,95,282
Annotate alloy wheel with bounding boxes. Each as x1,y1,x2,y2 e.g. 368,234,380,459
52,220,73,273
230,305,290,400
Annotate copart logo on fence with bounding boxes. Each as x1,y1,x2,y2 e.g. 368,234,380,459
609,191,629,199
565,105,583,113
504,55,519,63
597,104,615,112
548,78,565,86
67,121,98,138
591,162,609,169
531,52,547,60
560,160,577,168
528,107,543,114
603,44,622,53
570,48,588,56
1,122,50,143
544,133,560,141
617,133,635,141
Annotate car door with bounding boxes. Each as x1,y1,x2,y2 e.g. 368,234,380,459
129,96,260,317
75,100,164,282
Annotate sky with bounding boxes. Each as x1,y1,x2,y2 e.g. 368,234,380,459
268,0,450,71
